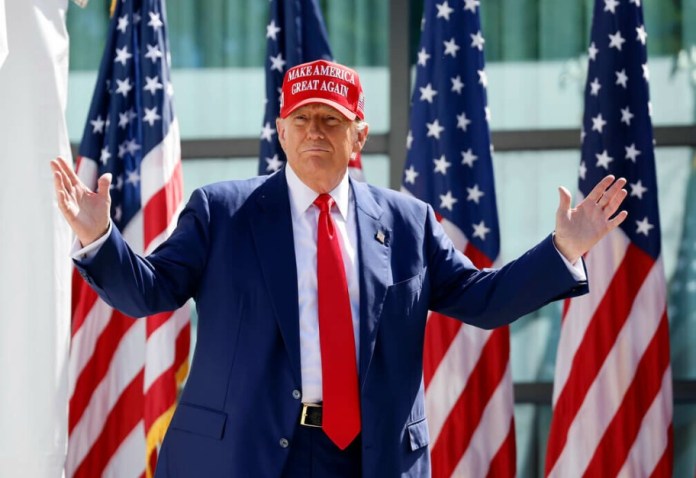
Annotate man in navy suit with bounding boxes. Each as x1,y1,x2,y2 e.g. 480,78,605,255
51,60,628,477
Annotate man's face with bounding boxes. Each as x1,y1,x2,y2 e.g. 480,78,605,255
277,104,368,193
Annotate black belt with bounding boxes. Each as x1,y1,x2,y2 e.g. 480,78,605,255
300,403,322,428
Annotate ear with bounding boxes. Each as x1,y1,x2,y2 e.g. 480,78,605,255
352,123,369,155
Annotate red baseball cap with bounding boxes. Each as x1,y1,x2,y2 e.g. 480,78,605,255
279,59,365,121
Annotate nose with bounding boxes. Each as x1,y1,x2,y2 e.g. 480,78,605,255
306,117,324,139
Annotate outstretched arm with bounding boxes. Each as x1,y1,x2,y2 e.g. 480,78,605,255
50,157,112,246
553,174,628,264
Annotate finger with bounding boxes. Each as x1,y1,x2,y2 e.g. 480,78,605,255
607,210,628,230
603,188,628,219
55,156,81,188
557,186,572,213
585,175,616,203
96,173,112,199
52,170,68,198
52,166,71,196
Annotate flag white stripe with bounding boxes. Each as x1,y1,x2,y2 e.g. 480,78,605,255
452,364,514,477
66,319,145,475
68,299,114,398
144,305,190,390
140,119,180,210
425,325,490,444
616,366,672,478
440,217,470,253
102,421,146,478
548,257,667,478
76,157,99,191
552,228,630,404
121,209,144,255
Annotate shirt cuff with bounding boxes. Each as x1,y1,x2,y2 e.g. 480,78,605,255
70,221,113,261
553,243,587,282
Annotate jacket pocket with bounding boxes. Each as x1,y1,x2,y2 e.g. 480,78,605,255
169,403,227,440
385,273,423,316
407,418,430,451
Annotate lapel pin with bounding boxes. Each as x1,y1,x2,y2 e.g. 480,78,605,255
375,230,386,245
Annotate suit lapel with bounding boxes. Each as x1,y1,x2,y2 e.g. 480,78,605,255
351,179,390,386
248,171,301,383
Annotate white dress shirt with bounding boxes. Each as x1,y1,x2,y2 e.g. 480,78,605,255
285,164,360,404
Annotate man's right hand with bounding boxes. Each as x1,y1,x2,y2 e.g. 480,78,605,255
50,157,112,247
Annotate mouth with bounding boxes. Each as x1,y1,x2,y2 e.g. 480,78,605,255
301,146,330,153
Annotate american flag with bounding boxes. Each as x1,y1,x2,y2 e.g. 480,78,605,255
545,1,673,476
401,1,516,476
67,1,190,477
258,0,365,181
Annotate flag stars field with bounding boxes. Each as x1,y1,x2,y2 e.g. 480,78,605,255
443,38,460,57
590,78,602,96
451,75,464,93
260,122,276,142
404,166,419,184
436,1,454,20
609,30,626,50
630,180,648,199
426,119,444,139
266,20,281,40
433,155,452,174
420,83,438,103
439,191,458,211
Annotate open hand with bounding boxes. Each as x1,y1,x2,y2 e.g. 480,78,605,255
50,157,112,246
553,175,628,264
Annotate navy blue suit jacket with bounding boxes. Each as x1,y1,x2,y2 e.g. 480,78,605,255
75,169,588,477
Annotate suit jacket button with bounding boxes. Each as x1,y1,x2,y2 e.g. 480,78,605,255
292,389,301,400
279,438,289,448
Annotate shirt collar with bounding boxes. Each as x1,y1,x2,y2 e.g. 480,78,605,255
285,163,351,221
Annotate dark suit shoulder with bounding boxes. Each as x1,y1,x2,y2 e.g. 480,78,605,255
189,173,276,213
359,182,431,227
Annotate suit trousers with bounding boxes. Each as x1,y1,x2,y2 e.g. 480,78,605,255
281,424,362,477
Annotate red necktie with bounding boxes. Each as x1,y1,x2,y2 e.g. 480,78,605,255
314,193,361,450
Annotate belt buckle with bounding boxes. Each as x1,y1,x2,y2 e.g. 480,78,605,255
300,403,322,428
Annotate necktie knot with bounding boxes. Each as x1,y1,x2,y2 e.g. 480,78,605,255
313,193,334,213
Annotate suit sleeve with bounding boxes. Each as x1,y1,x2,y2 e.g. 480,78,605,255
424,205,588,329
73,188,211,318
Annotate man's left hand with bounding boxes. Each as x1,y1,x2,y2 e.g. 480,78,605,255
553,175,628,264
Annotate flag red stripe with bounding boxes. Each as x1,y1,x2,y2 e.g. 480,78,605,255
486,416,516,478
69,310,137,434
545,243,653,472
175,322,190,378
72,272,99,334
146,311,174,338
430,327,509,477
464,242,494,270
561,297,570,322
144,368,176,430
72,371,144,478
143,160,183,249
582,312,671,477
